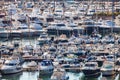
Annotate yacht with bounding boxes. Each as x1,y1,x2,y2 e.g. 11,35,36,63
0,56,23,74
37,32,50,45
101,61,116,76
81,62,100,77
23,61,38,71
51,68,69,80
38,60,54,74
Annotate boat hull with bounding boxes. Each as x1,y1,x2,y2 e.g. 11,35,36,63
101,70,115,76
0,33,9,38
10,33,21,37
1,67,23,75
82,69,100,77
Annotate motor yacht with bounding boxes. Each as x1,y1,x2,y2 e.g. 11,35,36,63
81,62,100,77
101,61,116,76
51,68,69,80
38,60,54,74
1,56,23,74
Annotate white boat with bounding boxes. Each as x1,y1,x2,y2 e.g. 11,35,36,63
23,61,38,71
38,60,54,74
81,62,100,77
0,56,23,74
101,61,115,76
27,61,37,67
51,68,69,80
37,32,50,45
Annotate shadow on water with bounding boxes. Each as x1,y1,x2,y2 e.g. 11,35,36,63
100,74,119,80
67,72,82,80
38,73,52,80
80,72,102,80
2,72,23,80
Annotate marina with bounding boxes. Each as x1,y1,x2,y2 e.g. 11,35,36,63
0,0,120,80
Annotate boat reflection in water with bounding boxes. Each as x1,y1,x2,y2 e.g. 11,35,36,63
38,72,52,80
0,70,119,80
81,73,118,80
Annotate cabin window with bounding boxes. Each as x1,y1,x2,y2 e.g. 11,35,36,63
41,61,52,66
85,64,96,67
5,63,16,66
56,24,65,27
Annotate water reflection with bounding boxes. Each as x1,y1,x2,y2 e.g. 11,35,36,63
1,70,120,80
38,73,52,80
19,72,39,80
102,74,119,80
67,72,82,80
80,73,102,80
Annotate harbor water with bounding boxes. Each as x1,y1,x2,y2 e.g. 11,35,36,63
1,71,120,80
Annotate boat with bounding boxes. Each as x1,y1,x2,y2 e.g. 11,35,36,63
38,60,54,74
27,61,37,67
51,68,69,80
101,61,116,76
81,61,100,77
37,32,50,45
23,61,38,71
0,56,23,74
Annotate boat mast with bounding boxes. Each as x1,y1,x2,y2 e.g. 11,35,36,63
3,0,9,42
8,1,12,45
54,0,55,13
111,0,114,33
111,0,116,73
26,14,31,46
95,0,99,34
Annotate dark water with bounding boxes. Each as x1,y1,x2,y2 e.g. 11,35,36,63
1,71,81,80
1,71,120,80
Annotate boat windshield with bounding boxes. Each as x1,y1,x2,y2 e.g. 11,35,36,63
56,24,65,27
5,63,16,66
40,35,47,38
60,40,68,43
85,64,96,67
55,10,62,12
41,61,52,66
